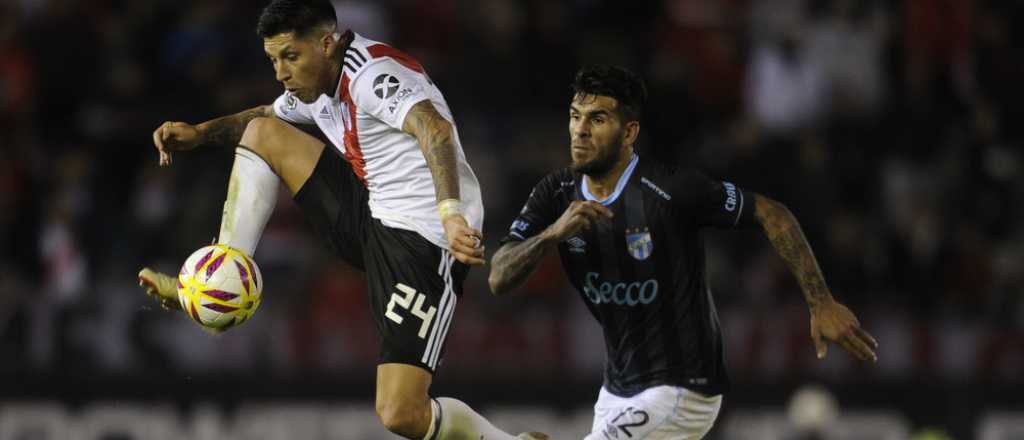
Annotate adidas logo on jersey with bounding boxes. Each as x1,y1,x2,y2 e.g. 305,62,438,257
319,107,331,119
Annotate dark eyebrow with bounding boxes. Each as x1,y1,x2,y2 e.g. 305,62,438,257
266,44,295,57
587,110,611,118
569,106,611,118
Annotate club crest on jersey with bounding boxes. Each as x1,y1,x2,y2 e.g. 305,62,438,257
625,227,652,260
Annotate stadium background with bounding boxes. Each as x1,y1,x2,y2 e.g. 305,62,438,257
2,0,1023,438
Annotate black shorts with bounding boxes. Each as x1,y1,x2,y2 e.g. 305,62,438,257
294,148,468,373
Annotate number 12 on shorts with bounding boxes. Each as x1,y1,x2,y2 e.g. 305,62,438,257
385,283,437,339
603,407,650,438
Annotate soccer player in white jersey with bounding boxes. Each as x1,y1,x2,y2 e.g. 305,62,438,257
489,66,878,439
137,1,545,439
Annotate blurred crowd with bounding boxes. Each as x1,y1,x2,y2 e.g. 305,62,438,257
1,0,1023,417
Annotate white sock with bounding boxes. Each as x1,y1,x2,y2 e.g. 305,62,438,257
217,147,279,256
422,399,441,440
428,397,518,440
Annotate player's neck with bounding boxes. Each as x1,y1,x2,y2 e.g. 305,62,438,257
327,30,352,96
585,147,634,201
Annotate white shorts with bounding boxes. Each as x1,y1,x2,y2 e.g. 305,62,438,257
584,385,723,440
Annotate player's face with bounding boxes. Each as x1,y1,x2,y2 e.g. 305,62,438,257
264,31,335,103
569,94,634,176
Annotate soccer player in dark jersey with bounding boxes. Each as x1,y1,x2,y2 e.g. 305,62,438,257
488,65,878,439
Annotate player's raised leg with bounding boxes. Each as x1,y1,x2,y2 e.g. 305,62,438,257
236,116,323,195
139,116,324,306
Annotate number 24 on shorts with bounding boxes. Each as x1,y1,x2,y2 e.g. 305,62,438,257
385,283,437,339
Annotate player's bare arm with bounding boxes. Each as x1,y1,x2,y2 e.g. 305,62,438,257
753,193,879,362
151,105,274,166
404,100,458,201
488,235,553,296
489,200,612,295
402,100,484,266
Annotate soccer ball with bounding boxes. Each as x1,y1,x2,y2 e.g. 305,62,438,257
177,244,263,331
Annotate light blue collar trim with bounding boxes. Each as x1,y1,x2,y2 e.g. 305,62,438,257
581,153,639,206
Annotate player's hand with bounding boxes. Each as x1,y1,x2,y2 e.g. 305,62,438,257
541,200,613,243
443,214,485,266
810,299,878,362
152,121,203,166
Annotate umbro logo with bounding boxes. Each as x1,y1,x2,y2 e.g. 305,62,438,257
567,236,586,253
641,177,672,200
373,74,400,99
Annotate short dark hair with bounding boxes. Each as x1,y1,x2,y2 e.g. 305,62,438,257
256,0,337,39
570,65,647,122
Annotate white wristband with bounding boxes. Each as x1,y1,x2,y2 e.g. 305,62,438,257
438,198,461,220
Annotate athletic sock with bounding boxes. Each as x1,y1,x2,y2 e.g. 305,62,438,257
217,147,279,256
431,397,518,440
422,398,441,440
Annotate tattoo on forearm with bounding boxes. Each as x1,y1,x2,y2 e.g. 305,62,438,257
754,195,832,306
489,235,552,295
405,101,459,201
201,105,273,148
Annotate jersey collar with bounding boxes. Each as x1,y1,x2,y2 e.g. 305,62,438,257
580,153,639,206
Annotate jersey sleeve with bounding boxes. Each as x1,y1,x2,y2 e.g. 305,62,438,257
349,58,432,130
674,171,756,229
500,174,564,244
272,92,315,125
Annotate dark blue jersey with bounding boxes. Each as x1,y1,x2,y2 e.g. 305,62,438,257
501,154,756,396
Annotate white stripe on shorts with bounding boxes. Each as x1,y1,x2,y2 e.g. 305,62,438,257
428,257,458,368
422,251,455,367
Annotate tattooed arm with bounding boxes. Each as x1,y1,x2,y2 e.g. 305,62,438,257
402,100,485,265
489,235,555,296
753,194,832,307
403,100,460,202
196,105,276,148
753,194,879,361
152,105,274,166
489,201,613,295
